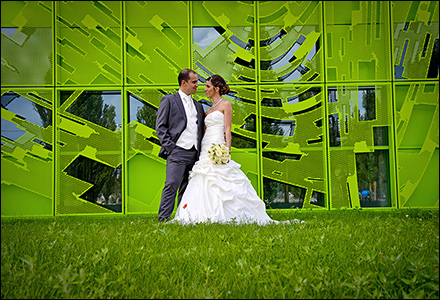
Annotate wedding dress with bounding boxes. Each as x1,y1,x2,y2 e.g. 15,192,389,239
172,110,282,225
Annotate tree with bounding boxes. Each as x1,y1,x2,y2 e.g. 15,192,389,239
359,88,376,121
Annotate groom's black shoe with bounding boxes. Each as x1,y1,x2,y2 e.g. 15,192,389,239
158,216,168,222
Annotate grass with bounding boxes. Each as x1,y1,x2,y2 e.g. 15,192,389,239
1,209,439,299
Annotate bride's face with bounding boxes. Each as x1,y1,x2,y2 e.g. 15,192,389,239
204,81,219,99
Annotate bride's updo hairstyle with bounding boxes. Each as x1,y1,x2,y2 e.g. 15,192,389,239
207,75,230,96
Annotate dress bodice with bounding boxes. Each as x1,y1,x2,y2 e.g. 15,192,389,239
200,110,225,157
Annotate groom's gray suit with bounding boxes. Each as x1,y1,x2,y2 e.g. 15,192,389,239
156,92,205,221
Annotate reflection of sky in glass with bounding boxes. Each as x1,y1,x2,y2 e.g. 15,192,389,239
128,94,143,123
1,118,26,142
270,43,300,70
102,93,121,128
2,93,47,128
1,27,18,38
306,43,317,61
263,35,313,71
193,27,221,50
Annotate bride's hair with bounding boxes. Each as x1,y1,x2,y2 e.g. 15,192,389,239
207,75,230,96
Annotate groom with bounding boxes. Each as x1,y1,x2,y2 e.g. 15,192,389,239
155,69,205,222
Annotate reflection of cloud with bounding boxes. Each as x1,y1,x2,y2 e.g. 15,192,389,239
193,27,221,50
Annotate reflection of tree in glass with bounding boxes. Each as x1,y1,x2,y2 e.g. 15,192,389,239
263,177,278,207
359,89,376,121
356,152,387,202
233,113,257,148
67,92,117,131
33,101,52,150
33,102,51,128
136,102,157,129
298,87,321,102
328,114,340,147
263,177,305,207
262,117,284,136
65,155,121,212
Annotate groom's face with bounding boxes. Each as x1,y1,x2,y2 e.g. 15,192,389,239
181,73,199,95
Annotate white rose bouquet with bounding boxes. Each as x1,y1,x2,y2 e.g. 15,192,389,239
207,143,230,165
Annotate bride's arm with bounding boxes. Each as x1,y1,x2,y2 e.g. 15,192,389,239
223,101,233,151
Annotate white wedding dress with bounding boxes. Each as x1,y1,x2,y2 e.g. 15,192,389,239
172,110,281,225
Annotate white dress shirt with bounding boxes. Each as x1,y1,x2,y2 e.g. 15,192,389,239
176,90,198,150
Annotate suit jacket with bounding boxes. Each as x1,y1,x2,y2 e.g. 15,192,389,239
156,92,205,159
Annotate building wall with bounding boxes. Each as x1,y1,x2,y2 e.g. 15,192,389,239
1,1,438,217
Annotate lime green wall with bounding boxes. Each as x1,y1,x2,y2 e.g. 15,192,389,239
1,1,438,217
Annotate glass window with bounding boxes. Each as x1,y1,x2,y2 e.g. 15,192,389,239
356,150,390,207
328,113,341,147
128,92,157,129
63,91,121,131
358,87,376,121
1,92,52,129
263,177,306,209
64,156,122,212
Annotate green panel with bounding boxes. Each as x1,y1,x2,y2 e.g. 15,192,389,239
1,89,54,216
392,1,439,80
327,84,396,209
395,82,439,208
127,154,164,214
1,184,52,217
192,1,256,84
1,1,53,86
258,1,324,83
1,89,53,216
1,1,439,218
126,87,173,214
398,149,439,207
56,89,123,215
259,85,327,209
124,1,190,85
55,1,122,86
324,1,392,82
396,83,439,148
329,149,356,209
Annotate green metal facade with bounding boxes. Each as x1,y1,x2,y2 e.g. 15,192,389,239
1,1,438,217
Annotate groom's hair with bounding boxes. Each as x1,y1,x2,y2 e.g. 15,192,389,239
178,69,197,86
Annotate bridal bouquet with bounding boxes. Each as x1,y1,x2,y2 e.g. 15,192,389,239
207,143,230,165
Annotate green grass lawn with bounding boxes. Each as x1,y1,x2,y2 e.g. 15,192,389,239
1,209,439,299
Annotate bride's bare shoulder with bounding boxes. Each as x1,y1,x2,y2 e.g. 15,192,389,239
219,100,232,116
221,99,232,108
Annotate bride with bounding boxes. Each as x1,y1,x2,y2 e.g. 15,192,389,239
172,75,286,225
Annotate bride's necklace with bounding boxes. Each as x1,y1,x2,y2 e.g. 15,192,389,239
211,98,223,109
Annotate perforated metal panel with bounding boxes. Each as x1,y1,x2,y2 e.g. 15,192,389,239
1,1,438,217
394,82,439,208
1,89,54,216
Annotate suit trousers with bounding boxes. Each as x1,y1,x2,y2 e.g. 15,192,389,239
158,146,198,221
